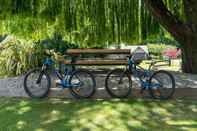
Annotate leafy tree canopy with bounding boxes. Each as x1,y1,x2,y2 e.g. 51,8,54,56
0,0,183,47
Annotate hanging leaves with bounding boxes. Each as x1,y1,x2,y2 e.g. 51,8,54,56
0,0,184,47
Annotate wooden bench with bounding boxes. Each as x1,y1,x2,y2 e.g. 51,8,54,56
64,49,131,66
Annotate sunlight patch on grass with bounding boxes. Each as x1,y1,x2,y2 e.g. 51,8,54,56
63,101,71,104
77,107,92,114
18,100,29,107
94,113,108,124
102,101,111,105
152,107,171,116
50,98,71,104
127,120,143,127
35,128,46,131
42,110,64,125
166,120,197,125
110,99,123,102
189,105,197,112
164,103,174,108
16,120,27,129
108,109,121,117
5,106,16,111
18,106,31,115
180,126,197,131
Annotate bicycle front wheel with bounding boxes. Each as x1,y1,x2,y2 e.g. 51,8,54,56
24,68,51,98
69,69,96,98
149,70,175,99
105,69,132,98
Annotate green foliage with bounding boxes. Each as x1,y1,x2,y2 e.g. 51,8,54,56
0,34,79,77
0,38,39,77
0,0,184,47
0,0,184,77
147,43,176,57
39,33,79,55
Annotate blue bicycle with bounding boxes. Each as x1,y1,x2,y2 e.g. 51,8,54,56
105,55,175,99
24,54,96,98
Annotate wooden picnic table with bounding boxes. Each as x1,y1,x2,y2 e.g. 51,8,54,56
64,49,130,66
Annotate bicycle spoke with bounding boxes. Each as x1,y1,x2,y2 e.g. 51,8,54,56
24,68,50,98
149,70,175,99
69,70,95,98
105,69,131,98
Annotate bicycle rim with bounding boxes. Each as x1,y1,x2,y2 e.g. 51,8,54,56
69,70,96,98
149,70,175,99
24,69,50,98
105,69,131,98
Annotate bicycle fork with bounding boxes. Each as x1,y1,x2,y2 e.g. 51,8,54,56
118,70,129,84
36,65,47,84
36,71,44,84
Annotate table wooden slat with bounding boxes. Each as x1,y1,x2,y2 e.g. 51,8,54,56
66,49,130,54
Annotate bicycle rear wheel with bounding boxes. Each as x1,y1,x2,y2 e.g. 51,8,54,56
105,69,132,98
69,69,96,98
24,68,51,98
149,70,175,99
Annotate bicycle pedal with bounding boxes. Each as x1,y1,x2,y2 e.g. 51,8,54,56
154,89,161,96
75,88,80,93
63,89,69,94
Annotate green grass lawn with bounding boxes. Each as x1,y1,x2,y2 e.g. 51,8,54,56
0,98,197,131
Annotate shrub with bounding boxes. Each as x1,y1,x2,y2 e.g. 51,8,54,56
0,34,79,77
39,33,79,55
0,37,40,77
147,43,176,57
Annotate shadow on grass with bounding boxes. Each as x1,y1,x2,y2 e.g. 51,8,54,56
0,98,197,131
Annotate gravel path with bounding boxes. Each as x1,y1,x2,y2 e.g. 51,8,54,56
0,71,197,99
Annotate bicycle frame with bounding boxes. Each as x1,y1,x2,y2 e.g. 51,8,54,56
42,57,82,88
127,56,161,90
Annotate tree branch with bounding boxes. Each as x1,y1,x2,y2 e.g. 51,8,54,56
144,0,192,44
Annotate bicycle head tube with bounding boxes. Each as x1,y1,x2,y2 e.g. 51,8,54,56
128,56,136,71
44,57,53,66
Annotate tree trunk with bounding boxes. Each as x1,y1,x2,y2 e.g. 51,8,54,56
181,36,197,73
182,0,197,73
144,0,197,73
